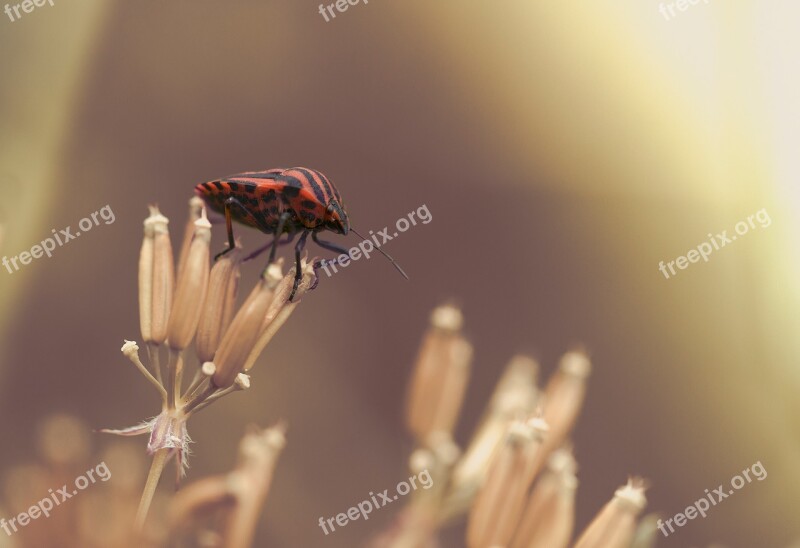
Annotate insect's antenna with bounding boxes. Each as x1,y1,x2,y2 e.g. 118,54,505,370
350,227,409,280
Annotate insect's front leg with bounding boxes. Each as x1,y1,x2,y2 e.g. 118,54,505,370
311,232,352,277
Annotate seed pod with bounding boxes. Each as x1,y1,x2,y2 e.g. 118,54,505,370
526,349,590,485
149,207,174,345
573,478,648,548
138,212,157,342
196,246,242,363
212,264,282,388
242,260,316,373
176,196,204,281
511,449,577,548
451,354,540,494
167,211,212,351
406,304,473,444
466,418,548,548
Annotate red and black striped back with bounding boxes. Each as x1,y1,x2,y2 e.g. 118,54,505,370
195,167,344,233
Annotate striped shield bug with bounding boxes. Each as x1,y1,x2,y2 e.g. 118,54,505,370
195,167,408,300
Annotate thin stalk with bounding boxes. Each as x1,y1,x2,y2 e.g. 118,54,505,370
150,342,163,392
186,384,239,417
172,348,184,407
165,349,176,409
182,365,205,401
130,353,168,407
135,448,170,531
182,383,216,415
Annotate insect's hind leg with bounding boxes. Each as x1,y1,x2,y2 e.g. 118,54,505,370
286,231,310,302
267,212,293,265
214,197,251,261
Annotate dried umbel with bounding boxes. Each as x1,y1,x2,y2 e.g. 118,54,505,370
101,199,315,531
372,306,649,548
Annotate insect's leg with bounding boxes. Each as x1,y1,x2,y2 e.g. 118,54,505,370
214,197,249,261
312,232,350,255
243,232,298,262
289,231,310,302
311,231,352,274
267,212,293,265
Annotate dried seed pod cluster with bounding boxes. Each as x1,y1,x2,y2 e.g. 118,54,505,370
101,200,316,530
371,304,650,548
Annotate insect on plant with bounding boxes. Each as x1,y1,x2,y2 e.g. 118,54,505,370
195,167,408,299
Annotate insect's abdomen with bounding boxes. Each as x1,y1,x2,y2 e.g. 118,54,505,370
195,179,269,231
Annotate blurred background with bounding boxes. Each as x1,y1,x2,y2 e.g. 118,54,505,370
1,1,798,546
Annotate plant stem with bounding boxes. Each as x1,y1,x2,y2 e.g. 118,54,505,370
135,448,169,531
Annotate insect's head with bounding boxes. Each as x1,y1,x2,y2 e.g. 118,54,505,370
325,200,349,235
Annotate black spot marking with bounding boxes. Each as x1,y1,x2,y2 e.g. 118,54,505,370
282,185,301,198
228,182,239,191
244,183,257,194
213,181,224,190
263,189,276,201
301,199,317,209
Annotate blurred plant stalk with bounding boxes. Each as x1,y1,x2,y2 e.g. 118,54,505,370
99,198,315,532
0,3,110,381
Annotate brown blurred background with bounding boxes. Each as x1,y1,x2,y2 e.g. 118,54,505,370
1,1,799,546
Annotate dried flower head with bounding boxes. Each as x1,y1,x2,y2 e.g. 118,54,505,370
101,198,314,531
